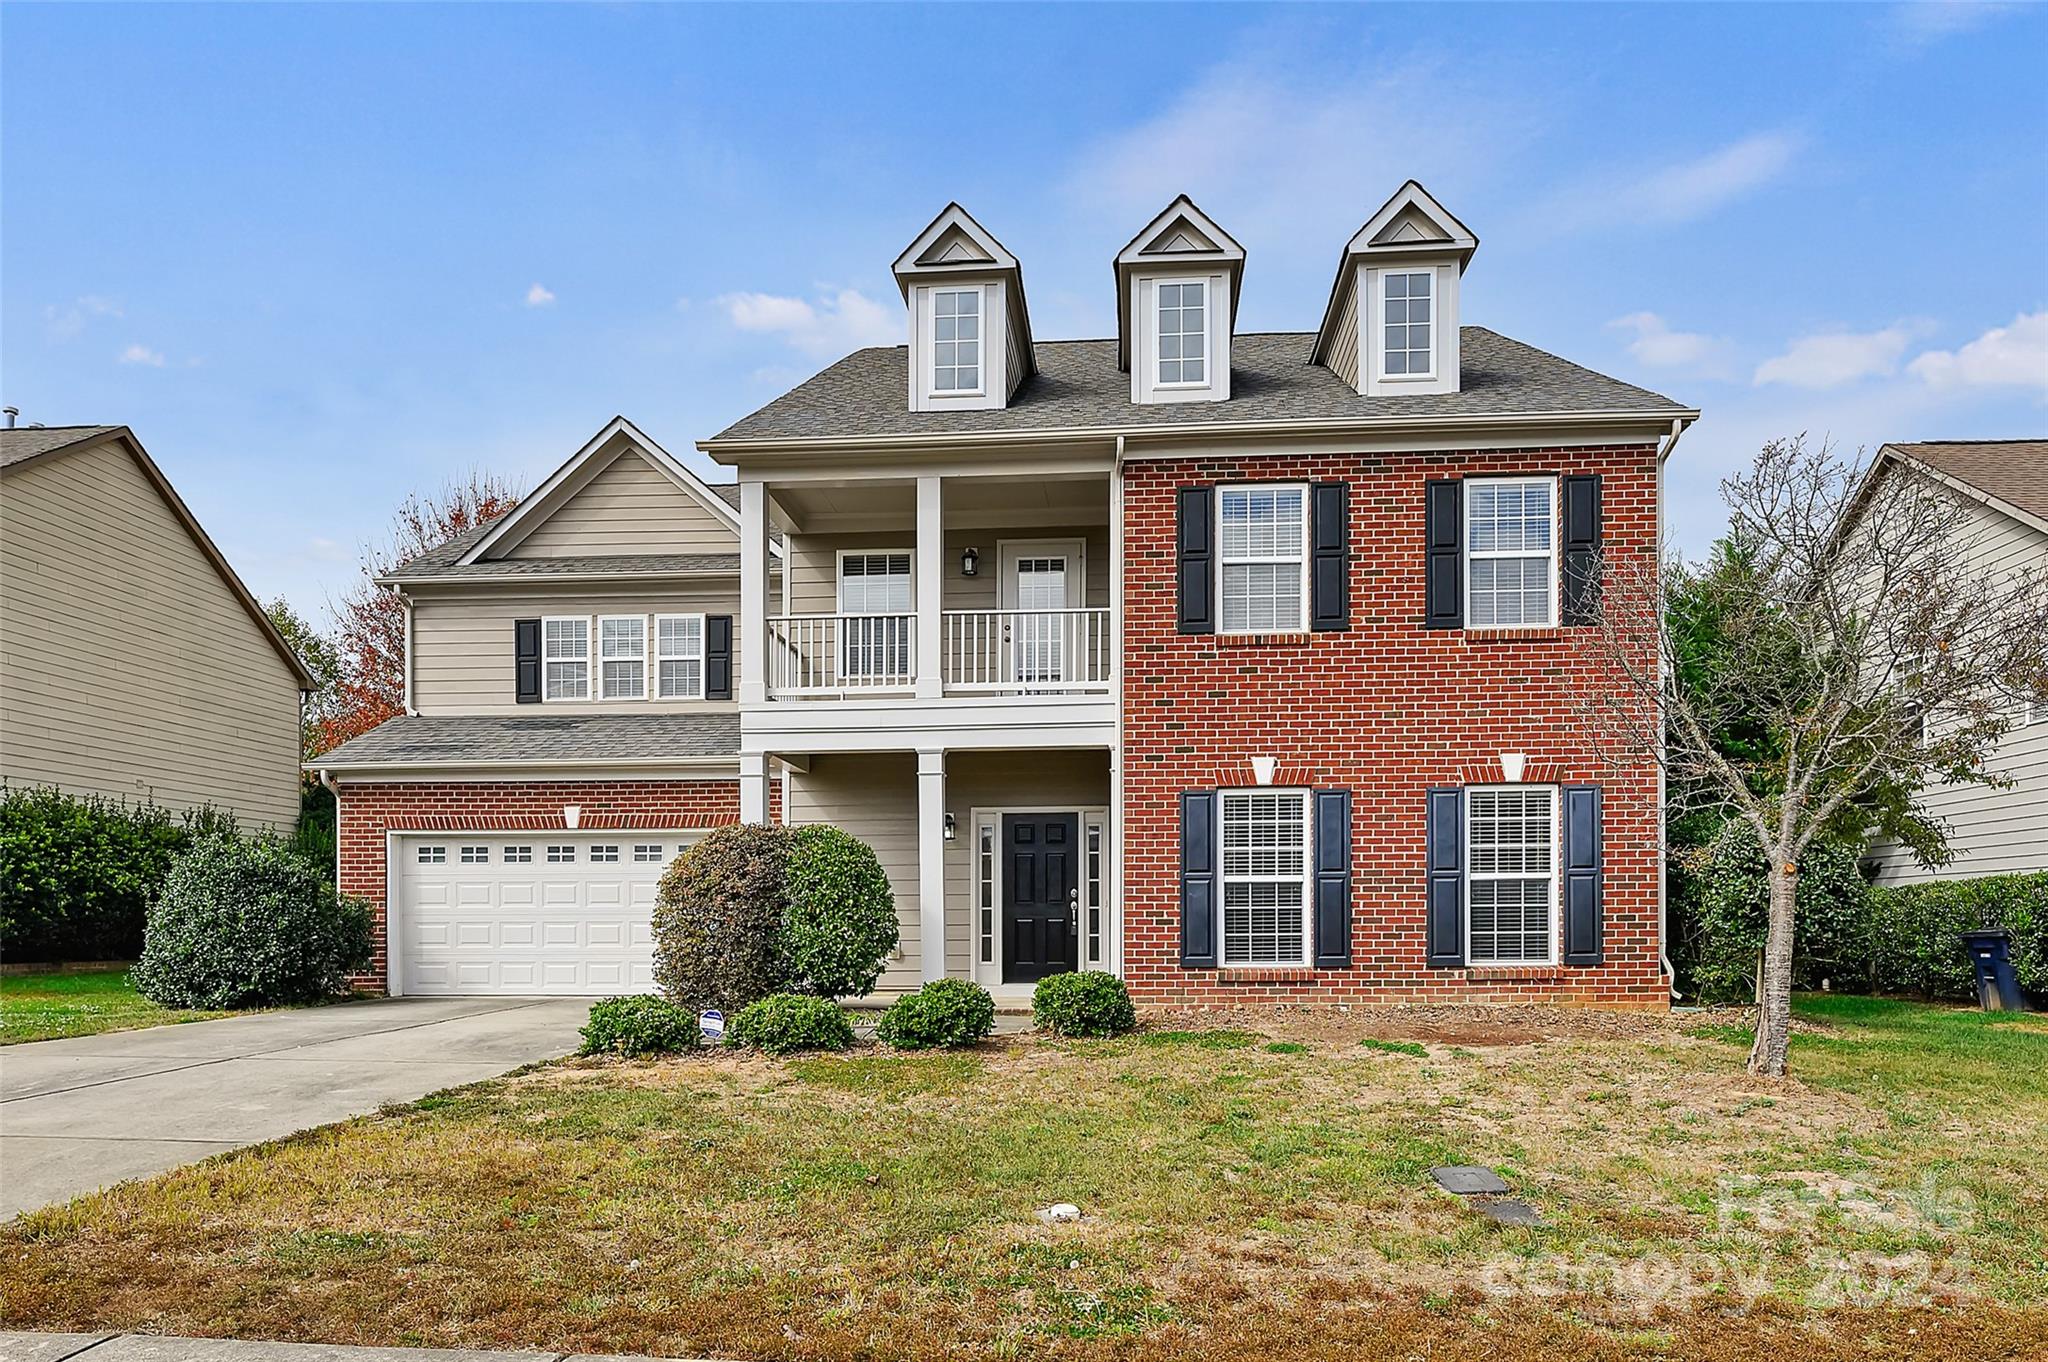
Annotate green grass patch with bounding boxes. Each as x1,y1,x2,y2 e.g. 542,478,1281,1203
1358,1036,1428,1058
1264,1041,1310,1054
0,967,235,1043
1136,1028,1257,1050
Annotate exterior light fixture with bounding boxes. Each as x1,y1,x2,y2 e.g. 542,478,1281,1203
960,546,980,578
943,812,957,840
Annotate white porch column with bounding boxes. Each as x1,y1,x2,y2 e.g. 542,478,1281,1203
738,480,769,706
917,747,947,981
739,751,770,824
915,474,943,700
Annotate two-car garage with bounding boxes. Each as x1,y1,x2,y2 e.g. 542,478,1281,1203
392,832,702,996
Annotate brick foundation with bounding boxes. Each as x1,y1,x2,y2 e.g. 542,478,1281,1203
1118,443,1669,1011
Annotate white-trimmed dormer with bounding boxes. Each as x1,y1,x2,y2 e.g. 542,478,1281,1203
1312,181,1478,398
1116,195,1244,405
891,204,1035,413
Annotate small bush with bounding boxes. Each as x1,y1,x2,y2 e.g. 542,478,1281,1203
727,992,855,1055
579,995,699,1056
652,824,790,1014
782,824,899,1000
1867,872,2047,1001
1032,970,1136,1038
0,787,218,962
133,835,371,1009
876,979,995,1050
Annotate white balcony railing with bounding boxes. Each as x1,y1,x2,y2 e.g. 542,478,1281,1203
764,613,915,696
944,607,1112,694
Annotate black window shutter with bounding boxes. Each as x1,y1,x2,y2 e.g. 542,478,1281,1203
1561,474,1603,626
1424,479,1463,629
1176,487,1214,634
1561,784,1605,966
1310,482,1350,631
1313,789,1353,968
705,615,734,700
1179,790,1218,968
1425,786,1465,967
514,618,542,704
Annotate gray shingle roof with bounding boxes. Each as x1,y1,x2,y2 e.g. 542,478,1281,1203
1888,440,2048,523
386,551,743,581
0,425,121,469
708,328,1688,445
308,712,740,769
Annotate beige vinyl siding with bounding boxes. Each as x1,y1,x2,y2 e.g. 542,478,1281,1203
784,754,922,995
503,452,737,558
783,527,1111,616
1865,490,2048,883
0,436,301,828
1326,269,1361,389
408,584,742,715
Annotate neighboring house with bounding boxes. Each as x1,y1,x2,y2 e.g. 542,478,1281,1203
1855,440,2048,886
0,422,316,828
313,183,1698,1009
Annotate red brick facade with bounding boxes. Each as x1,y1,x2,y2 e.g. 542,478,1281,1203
1118,444,1668,1011
336,777,760,992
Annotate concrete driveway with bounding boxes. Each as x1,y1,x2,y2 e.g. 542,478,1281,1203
0,996,592,1220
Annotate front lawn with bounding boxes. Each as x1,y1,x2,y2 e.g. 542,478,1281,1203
0,967,233,1043
5,996,2044,1360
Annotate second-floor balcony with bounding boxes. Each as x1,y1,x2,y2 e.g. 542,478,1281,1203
764,607,1113,699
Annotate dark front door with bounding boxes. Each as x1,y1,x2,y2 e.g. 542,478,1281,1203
1003,812,1079,984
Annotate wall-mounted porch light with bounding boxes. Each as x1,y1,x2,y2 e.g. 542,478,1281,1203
960,546,980,578
943,812,957,840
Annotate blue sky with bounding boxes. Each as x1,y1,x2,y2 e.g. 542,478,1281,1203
5,2,2044,625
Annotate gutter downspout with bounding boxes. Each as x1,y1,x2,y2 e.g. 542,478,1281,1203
1110,434,1126,979
398,587,417,716
1655,415,1692,1002
318,767,342,894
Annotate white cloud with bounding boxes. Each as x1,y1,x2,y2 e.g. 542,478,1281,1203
1607,312,1730,373
1754,326,1913,389
1885,0,2020,50
117,344,166,368
524,282,556,308
1544,132,1803,234
718,287,899,359
1907,311,2048,391
46,295,123,341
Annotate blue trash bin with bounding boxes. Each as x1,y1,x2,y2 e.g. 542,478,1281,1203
1960,929,2027,1012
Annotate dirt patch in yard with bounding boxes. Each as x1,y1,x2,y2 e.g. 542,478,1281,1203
1140,1002,1692,1049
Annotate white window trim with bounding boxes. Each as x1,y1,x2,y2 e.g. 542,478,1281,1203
540,615,593,703
836,547,916,613
1463,475,1561,631
1218,787,1314,969
1463,783,1560,968
929,287,986,398
1155,277,1210,390
1216,483,1312,636
653,612,707,701
596,613,648,702
1380,267,1437,382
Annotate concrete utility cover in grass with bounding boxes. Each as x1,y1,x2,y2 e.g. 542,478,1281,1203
1431,1166,1511,1196
1476,1198,1546,1227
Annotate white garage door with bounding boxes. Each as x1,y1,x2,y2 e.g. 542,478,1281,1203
396,833,700,996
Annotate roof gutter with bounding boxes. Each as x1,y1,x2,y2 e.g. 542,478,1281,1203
304,754,741,778
375,565,766,588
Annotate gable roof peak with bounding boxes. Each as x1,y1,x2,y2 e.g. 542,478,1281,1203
1344,179,1478,261
1115,194,1247,371
891,202,1021,295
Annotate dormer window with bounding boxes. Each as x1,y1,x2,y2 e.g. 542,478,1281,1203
1382,271,1434,378
1157,280,1207,386
932,288,982,393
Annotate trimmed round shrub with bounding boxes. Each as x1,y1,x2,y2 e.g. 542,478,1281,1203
782,824,898,1000
133,835,371,1009
652,823,791,1013
1032,970,1136,1038
876,978,995,1050
579,995,699,1056
726,992,855,1055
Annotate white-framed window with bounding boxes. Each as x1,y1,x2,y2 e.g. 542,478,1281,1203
1466,785,1558,966
976,818,997,968
1218,484,1309,633
932,288,982,393
416,844,446,865
459,845,488,865
1157,279,1207,386
1466,477,1558,628
547,844,576,864
654,614,705,700
2024,696,2048,726
1383,269,1434,377
503,845,533,864
633,844,665,863
598,615,646,701
542,616,591,701
1084,814,1107,968
1219,789,1312,967
590,845,619,863
838,550,914,679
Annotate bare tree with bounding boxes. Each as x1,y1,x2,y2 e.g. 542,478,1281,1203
1580,437,2048,1077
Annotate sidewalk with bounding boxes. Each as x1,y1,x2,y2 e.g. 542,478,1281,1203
0,1336,721,1362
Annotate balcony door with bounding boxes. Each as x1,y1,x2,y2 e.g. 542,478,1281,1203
999,539,1085,687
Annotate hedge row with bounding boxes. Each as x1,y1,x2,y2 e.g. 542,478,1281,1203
1866,872,2046,1001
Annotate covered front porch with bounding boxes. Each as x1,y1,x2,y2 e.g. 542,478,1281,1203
752,747,1115,1003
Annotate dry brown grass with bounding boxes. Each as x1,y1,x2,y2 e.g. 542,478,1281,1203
5,996,2045,1361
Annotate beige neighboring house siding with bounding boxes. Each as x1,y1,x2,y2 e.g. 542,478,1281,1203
784,526,1111,616
1865,485,2048,885
502,451,736,558
0,435,302,827
408,584,743,715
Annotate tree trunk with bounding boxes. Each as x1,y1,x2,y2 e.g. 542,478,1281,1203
1748,858,1797,1078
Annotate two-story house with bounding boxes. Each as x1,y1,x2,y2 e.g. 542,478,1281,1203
313,183,1696,1009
